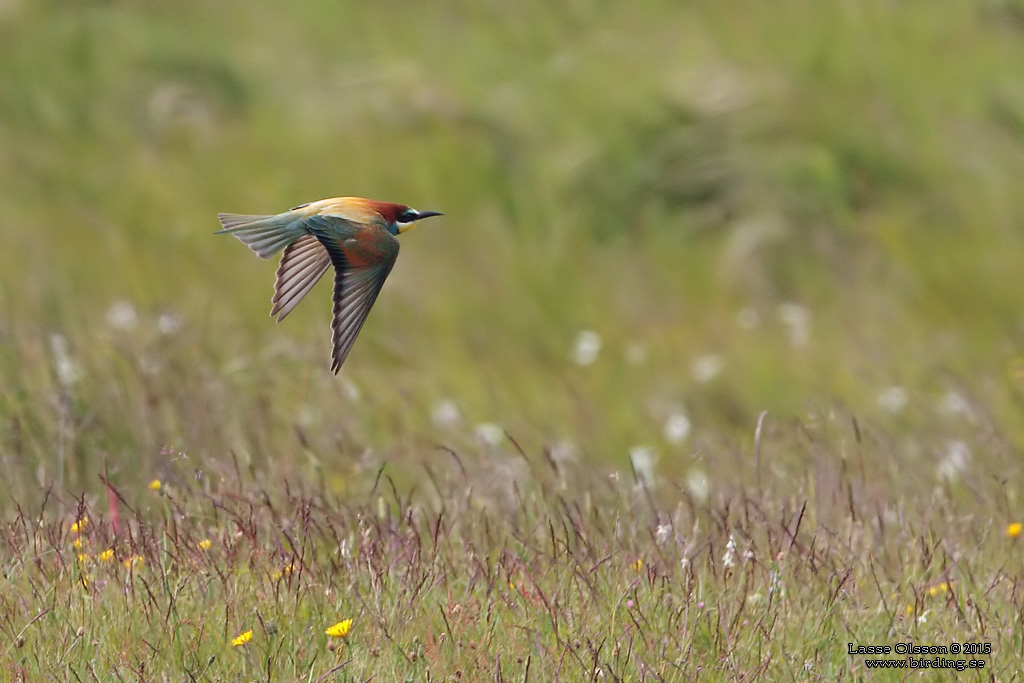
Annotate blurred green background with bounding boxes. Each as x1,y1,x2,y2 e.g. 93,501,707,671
2,0,1024,498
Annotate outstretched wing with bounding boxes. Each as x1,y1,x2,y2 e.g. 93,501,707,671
271,235,332,321
313,224,400,373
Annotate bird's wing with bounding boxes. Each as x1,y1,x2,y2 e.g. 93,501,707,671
271,235,332,321
305,217,400,373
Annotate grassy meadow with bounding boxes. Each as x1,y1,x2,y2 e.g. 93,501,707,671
3,0,1024,678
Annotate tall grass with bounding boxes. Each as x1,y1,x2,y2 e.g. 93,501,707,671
3,420,1020,679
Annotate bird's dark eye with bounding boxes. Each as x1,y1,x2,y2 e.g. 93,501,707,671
398,210,417,223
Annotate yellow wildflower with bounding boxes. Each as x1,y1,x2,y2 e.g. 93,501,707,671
633,558,643,572
99,549,114,562
231,630,252,647
148,479,161,491
72,537,86,549
325,619,353,638
1008,522,1022,538
272,562,295,580
928,581,951,597
76,553,90,564
70,518,88,533
123,555,144,569
198,539,212,551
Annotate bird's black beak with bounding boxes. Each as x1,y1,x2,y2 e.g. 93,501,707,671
415,211,443,220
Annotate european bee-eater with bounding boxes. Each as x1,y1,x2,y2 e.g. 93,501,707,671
217,197,442,373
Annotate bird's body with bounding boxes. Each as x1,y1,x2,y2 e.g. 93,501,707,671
217,197,441,373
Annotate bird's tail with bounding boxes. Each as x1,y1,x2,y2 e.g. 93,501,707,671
216,212,306,260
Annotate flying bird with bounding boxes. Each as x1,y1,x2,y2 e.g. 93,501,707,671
217,197,442,373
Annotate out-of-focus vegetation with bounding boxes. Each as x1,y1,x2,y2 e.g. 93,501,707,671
2,0,1024,677
4,0,1024,489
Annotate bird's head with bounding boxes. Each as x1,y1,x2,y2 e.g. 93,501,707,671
373,202,443,235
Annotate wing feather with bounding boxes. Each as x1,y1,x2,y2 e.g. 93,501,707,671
312,228,399,373
329,262,396,373
271,235,332,321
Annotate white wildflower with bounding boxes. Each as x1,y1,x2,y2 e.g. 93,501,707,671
938,390,972,419
686,468,709,503
49,334,80,387
777,302,810,347
937,440,970,482
877,386,908,414
628,445,656,487
431,400,461,430
106,300,138,331
341,377,360,402
297,404,320,428
474,423,504,447
692,354,723,383
723,533,737,568
548,440,578,465
571,330,602,366
157,312,181,336
664,411,692,444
